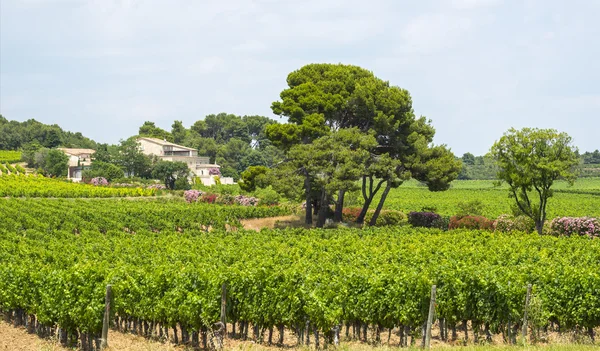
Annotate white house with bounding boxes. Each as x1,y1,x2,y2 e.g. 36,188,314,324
136,137,233,186
57,148,95,181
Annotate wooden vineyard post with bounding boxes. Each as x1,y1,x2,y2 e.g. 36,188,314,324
101,284,112,350
221,283,227,335
507,281,512,344
522,284,532,345
425,285,437,349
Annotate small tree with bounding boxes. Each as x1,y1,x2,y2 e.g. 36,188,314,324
239,166,270,192
490,128,579,234
45,149,69,177
151,160,190,190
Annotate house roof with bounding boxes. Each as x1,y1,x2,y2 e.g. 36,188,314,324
137,137,196,151
57,148,96,156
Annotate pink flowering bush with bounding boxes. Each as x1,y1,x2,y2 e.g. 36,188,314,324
147,184,167,190
184,189,204,203
90,177,108,186
208,168,221,176
235,195,259,206
494,214,535,233
549,217,600,238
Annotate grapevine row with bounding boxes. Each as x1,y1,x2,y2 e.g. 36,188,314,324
1,226,599,349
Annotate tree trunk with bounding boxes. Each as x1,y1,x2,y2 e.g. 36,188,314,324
304,173,313,225
535,219,543,235
333,189,345,222
369,181,392,226
316,187,328,228
356,176,383,224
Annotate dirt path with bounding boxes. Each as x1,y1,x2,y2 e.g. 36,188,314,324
240,214,302,231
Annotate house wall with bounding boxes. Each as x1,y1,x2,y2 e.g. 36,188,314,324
67,155,77,167
138,139,164,156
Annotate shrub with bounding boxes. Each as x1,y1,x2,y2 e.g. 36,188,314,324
174,177,191,190
201,193,218,204
432,216,451,231
90,177,108,186
215,194,235,205
494,214,535,233
147,184,167,190
184,190,203,203
342,207,363,222
455,200,486,218
408,212,441,228
449,215,494,231
549,217,600,238
254,186,280,206
234,195,259,206
366,210,407,227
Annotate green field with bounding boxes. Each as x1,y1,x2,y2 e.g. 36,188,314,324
369,178,600,219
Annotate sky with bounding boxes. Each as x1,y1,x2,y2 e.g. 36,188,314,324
1,0,599,156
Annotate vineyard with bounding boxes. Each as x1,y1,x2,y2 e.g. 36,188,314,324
0,198,290,233
0,150,22,163
0,174,157,198
380,181,600,219
1,214,599,349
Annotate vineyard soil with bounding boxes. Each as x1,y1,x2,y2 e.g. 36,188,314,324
1,321,598,351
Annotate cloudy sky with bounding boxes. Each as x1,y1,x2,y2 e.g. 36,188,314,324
1,0,599,155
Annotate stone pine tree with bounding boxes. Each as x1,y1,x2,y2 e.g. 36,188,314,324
269,63,461,226
491,127,580,234
286,128,377,227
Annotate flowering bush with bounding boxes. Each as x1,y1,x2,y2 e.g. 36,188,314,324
184,190,203,203
209,168,221,176
235,195,259,206
494,214,535,233
549,217,600,238
408,212,442,228
110,183,137,188
90,177,108,186
449,215,494,231
342,207,363,222
147,184,167,190
200,193,218,204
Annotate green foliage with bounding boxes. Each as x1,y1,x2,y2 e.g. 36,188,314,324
138,121,173,142
151,160,190,190
0,174,156,197
254,186,281,206
239,166,270,192
0,150,22,163
455,200,486,218
1,224,598,337
494,214,535,233
491,128,580,234
174,176,191,190
45,149,69,177
365,210,407,226
116,137,153,178
82,161,125,181
0,117,96,150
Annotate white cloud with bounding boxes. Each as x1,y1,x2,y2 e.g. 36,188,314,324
399,13,473,53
